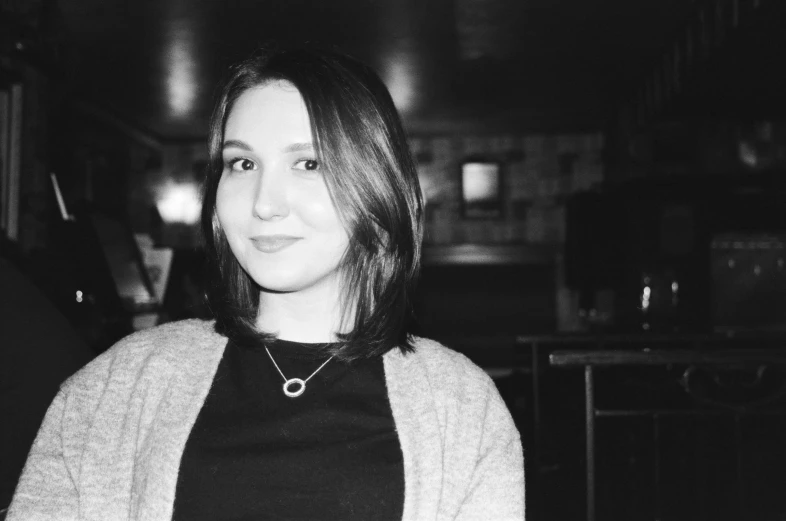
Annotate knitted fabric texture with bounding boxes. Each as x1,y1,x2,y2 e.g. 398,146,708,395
9,319,525,520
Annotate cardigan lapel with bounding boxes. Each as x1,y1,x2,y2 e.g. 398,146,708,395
383,347,445,521
133,337,227,520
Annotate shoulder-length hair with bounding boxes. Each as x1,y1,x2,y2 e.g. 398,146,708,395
201,45,423,362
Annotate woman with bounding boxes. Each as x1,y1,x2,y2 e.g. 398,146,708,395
8,46,524,520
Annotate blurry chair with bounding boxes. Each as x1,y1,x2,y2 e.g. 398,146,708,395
0,253,95,511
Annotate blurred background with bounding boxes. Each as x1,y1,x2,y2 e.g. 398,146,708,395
2,0,786,519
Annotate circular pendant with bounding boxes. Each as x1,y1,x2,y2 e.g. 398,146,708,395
283,378,306,398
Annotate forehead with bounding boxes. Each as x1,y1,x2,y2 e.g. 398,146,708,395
224,82,312,141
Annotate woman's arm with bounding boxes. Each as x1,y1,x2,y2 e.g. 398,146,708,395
456,381,526,520
6,390,80,521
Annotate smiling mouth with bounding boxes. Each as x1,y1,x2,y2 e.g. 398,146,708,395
250,235,302,253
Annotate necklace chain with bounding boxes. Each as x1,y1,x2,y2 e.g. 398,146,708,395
264,346,334,398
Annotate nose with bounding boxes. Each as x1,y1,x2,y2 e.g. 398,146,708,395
252,169,289,220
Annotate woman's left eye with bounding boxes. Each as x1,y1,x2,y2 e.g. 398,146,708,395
228,158,257,172
293,159,319,171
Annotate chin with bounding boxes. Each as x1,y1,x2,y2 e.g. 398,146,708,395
249,268,336,295
249,272,299,293
256,279,303,294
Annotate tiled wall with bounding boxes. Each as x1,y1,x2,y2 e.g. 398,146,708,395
146,132,605,249
410,132,604,246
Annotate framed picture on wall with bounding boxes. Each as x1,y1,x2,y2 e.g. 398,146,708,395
461,159,503,219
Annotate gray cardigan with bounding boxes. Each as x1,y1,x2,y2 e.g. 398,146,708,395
9,320,525,520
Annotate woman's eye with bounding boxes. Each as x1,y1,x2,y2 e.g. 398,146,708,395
228,158,256,172
293,159,319,171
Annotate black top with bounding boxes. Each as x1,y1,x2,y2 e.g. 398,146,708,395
172,338,405,521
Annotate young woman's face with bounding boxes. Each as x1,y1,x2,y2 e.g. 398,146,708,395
215,82,350,298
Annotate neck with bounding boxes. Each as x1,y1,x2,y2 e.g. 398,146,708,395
256,284,345,343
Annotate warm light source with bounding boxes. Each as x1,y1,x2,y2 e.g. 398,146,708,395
462,163,500,203
166,25,197,118
156,182,202,224
383,52,418,114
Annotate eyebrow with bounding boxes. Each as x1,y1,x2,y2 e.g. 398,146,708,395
221,140,315,154
222,139,252,152
283,142,315,154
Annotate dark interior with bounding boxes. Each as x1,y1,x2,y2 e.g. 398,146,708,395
4,1,786,519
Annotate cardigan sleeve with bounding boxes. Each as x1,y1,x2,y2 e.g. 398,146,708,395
455,378,526,520
6,389,80,521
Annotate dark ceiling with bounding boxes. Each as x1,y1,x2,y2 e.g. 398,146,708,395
46,0,786,141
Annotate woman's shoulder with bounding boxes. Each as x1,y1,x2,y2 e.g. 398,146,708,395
116,318,222,352
61,319,224,393
388,336,496,395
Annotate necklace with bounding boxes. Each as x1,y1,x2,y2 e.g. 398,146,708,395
264,347,334,398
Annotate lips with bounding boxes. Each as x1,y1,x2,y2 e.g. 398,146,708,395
249,235,302,253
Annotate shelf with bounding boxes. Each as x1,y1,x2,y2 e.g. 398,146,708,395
422,243,559,266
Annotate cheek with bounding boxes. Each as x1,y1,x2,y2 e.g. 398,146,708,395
214,194,248,262
215,180,240,231
308,204,349,246
296,186,348,236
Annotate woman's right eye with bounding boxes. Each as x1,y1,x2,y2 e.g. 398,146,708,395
227,158,256,172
